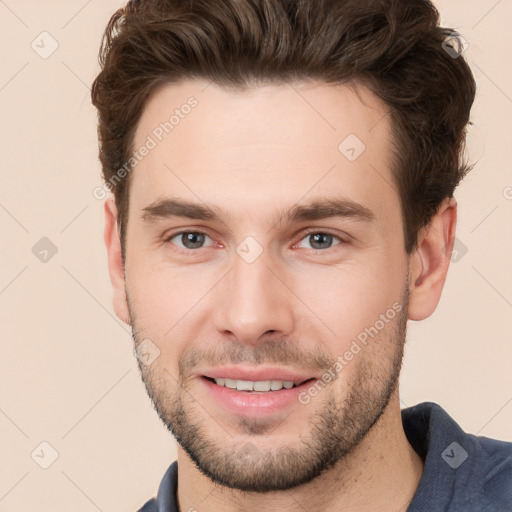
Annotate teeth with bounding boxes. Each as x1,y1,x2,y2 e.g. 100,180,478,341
213,378,297,391
270,380,284,390
224,378,237,389
254,381,271,392
236,380,253,391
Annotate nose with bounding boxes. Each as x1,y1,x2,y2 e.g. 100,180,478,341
213,247,295,346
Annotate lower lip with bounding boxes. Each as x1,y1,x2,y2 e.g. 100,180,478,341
199,377,317,417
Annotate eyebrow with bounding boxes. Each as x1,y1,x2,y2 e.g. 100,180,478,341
141,197,375,226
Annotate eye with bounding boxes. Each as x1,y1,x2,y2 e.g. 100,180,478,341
295,231,345,251
166,231,214,250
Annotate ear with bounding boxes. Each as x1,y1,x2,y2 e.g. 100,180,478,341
407,197,457,321
104,197,131,325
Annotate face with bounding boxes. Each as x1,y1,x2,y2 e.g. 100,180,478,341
122,79,411,492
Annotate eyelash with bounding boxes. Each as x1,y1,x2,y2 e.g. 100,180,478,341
164,229,349,254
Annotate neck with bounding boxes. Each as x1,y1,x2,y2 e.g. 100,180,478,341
176,391,424,512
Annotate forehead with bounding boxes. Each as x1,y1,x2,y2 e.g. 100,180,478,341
130,79,398,225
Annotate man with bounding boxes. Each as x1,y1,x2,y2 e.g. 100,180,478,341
91,0,511,510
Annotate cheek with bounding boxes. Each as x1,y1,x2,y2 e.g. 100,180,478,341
126,232,406,355
289,259,405,373
127,262,215,339
298,262,401,328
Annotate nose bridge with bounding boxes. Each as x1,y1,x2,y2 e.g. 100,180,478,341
214,241,294,343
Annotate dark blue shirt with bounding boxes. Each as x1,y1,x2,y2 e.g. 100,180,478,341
138,402,512,511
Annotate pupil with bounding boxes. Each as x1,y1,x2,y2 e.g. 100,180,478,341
311,233,332,249
183,232,204,249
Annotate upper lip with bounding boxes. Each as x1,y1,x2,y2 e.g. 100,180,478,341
199,366,317,384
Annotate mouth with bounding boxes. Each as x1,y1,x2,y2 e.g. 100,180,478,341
196,366,321,416
202,376,316,392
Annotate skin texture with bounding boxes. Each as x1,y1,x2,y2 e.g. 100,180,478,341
104,79,457,511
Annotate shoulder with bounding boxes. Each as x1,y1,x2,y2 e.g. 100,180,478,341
135,460,179,512
403,402,512,511
137,498,157,512
470,434,512,510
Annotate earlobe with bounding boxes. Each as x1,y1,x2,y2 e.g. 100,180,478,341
407,198,457,321
104,198,131,326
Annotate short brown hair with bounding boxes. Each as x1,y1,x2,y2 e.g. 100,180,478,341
91,0,476,261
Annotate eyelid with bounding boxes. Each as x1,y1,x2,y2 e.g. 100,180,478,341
292,229,349,250
164,229,217,252
164,227,350,253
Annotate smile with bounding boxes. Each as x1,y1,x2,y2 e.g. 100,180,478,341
199,375,319,417
207,377,312,392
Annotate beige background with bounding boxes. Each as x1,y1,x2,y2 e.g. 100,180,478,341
1,0,511,510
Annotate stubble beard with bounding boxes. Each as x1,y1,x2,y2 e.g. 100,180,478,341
130,285,409,492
